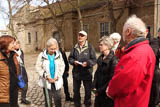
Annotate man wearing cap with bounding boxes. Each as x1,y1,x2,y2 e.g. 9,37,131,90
68,30,96,107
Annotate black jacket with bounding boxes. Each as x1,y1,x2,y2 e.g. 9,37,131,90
68,42,96,80
149,37,160,67
149,37,160,107
59,49,69,77
19,49,28,83
93,51,118,96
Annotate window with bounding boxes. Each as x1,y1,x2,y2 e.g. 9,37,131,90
100,22,110,37
28,32,31,44
83,25,89,33
52,31,60,45
35,32,38,42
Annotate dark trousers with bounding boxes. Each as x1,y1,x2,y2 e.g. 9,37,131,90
0,103,10,107
21,83,28,100
73,78,92,107
149,67,160,107
94,95,114,107
63,74,70,99
10,87,19,107
0,103,19,107
43,84,61,107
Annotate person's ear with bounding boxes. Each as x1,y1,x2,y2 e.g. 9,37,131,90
126,28,132,37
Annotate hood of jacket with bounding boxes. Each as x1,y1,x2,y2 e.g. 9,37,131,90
41,49,60,60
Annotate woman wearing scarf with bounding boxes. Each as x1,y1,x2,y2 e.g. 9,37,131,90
36,38,65,107
0,35,19,107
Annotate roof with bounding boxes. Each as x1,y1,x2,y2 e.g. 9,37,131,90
14,0,154,25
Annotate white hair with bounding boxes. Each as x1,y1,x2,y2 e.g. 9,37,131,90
46,38,58,48
110,33,121,41
99,36,113,50
124,15,146,37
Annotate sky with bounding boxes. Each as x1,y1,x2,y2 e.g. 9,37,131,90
0,0,8,30
0,0,48,30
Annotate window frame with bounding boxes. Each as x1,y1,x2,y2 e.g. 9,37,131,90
100,22,111,37
28,32,31,44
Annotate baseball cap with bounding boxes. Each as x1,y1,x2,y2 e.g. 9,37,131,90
79,30,87,37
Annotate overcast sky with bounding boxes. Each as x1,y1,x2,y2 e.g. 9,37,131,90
0,0,8,30
0,0,47,30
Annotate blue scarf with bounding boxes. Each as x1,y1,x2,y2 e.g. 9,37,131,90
48,54,55,79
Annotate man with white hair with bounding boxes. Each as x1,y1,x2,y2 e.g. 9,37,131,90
106,15,156,107
110,33,121,53
69,30,96,107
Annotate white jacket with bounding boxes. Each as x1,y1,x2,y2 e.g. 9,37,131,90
35,49,65,90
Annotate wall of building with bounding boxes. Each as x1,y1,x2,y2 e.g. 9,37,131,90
16,20,45,53
129,3,155,36
154,0,160,37
0,30,9,36
12,0,156,53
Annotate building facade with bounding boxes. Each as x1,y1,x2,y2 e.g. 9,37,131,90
12,0,158,53
0,30,9,37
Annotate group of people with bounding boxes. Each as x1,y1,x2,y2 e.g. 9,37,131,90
35,15,159,107
0,14,159,107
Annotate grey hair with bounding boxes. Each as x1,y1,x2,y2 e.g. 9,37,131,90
110,33,121,42
99,36,114,50
124,15,146,37
46,38,58,48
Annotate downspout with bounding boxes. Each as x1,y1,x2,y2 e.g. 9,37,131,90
157,0,159,36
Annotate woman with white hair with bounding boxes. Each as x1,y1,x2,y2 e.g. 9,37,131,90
109,33,121,53
36,38,65,107
92,36,118,107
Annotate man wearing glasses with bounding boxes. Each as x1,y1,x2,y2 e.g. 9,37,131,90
69,30,96,107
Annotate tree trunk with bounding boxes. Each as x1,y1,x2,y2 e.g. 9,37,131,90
112,21,117,32
77,0,83,30
7,0,16,38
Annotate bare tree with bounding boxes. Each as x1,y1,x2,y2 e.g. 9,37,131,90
7,0,16,37
103,0,128,32
104,0,143,32
67,0,83,30
36,0,66,49
0,0,31,37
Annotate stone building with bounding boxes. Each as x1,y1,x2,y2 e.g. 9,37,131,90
12,0,159,53
0,30,9,37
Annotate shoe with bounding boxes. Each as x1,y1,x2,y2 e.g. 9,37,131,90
21,99,31,105
66,97,73,101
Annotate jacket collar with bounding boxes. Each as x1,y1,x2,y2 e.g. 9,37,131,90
74,41,89,53
98,51,114,65
42,49,60,60
124,37,148,52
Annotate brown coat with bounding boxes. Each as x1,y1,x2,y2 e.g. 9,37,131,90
0,52,19,103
